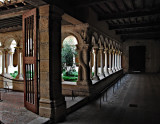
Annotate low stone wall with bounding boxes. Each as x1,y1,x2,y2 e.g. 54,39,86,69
0,75,24,92
62,69,123,96
91,69,123,96
12,80,24,92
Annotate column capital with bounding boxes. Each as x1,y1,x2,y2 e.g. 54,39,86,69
14,47,22,53
112,49,115,54
76,44,90,51
109,49,112,54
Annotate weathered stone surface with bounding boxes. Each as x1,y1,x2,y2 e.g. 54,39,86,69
40,60,49,72
40,42,49,59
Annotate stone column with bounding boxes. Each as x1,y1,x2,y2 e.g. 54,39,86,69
20,50,23,79
1,49,5,75
39,5,66,123
15,47,21,79
77,44,92,93
115,51,119,71
112,50,115,73
108,49,112,74
117,51,120,70
92,46,99,81
4,49,9,74
120,52,122,69
99,47,105,78
104,48,109,76
0,49,4,88
89,50,93,79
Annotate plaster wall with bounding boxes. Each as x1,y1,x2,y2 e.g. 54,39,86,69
123,40,160,73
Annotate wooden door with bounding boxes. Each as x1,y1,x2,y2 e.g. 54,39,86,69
23,8,38,113
129,46,145,73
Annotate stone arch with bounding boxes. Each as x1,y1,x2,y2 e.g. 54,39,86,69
92,32,98,44
62,31,84,45
99,35,104,48
104,37,109,49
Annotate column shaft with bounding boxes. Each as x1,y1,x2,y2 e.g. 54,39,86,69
104,49,109,76
99,48,105,77
92,48,99,81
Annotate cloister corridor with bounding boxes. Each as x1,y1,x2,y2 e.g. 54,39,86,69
60,74,160,124
0,0,160,123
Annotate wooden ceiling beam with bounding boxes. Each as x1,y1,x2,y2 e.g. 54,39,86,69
121,32,160,40
99,8,160,21
24,0,47,7
74,0,114,8
109,21,160,30
116,28,160,35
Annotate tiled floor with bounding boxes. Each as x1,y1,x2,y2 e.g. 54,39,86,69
59,74,160,124
0,90,48,124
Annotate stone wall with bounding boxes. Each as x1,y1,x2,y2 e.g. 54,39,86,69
122,40,160,73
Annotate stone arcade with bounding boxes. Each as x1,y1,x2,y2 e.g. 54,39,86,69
0,0,160,123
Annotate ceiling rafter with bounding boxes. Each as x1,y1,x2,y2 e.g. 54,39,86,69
109,21,160,30
116,27,160,35
99,8,160,21
74,0,114,8
121,32,160,40
122,0,130,11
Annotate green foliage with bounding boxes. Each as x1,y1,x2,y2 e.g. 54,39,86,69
10,71,18,79
61,44,77,69
62,76,78,82
63,71,78,77
62,70,78,82
61,44,78,82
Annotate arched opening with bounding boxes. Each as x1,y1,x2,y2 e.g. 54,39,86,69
61,35,78,84
8,40,18,78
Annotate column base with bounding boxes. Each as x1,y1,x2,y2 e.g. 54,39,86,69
105,72,109,77
112,68,116,73
39,97,66,123
92,75,100,81
108,68,113,74
99,73,105,78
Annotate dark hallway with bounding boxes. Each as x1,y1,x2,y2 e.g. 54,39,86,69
60,74,160,124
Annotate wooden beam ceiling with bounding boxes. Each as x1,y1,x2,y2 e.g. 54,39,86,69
109,21,160,30
99,8,160,21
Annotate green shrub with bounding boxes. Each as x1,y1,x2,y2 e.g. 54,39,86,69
62,76,78,82
10,71,18,79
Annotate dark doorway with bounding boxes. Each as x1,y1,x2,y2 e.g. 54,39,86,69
129,46,145,73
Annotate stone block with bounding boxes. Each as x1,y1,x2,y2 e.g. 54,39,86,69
40,42,49,59
39,31,49,43
40,60,49,72
39,17,49,31
39,5,49,16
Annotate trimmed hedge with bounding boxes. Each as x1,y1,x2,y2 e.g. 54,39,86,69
62,76,78,82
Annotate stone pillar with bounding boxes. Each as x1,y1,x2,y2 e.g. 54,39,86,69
108,49,112,74
1,49,5,75
104,48,109,76
77,44,92,93
99,47,105,78
89,50,93,79
0,49,4,88
39,5,66,123
4,49,9,74
120,52,122,69
115,51,118,71
92,46,99,81
112,50,115,73
15,47,21,79
20,50,23,79
117,51,120,70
